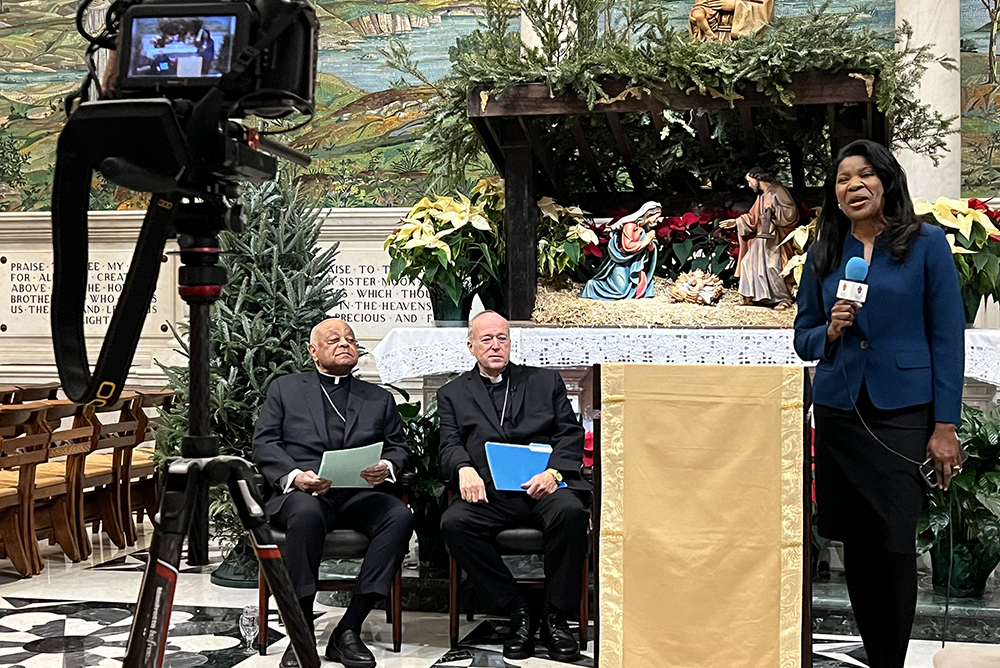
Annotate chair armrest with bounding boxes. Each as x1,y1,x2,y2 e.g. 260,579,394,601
582,467,594,485
252,472,267,497
399,470,417,487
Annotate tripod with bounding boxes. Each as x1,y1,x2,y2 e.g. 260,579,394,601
121,194,320,668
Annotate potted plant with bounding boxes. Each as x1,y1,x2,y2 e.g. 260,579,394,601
536,195,600,281
385,178,600,321
917,404,1000,598
654,209,742,284
914,197,1000,324
395,392,449,573
385,179,504,325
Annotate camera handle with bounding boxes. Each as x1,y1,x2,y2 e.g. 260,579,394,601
121,201,320,668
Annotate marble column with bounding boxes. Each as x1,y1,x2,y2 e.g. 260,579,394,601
894,0,961,199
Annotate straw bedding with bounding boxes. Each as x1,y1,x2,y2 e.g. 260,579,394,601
531,278,797,328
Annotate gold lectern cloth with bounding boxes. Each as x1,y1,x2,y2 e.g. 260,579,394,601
599,364,804,668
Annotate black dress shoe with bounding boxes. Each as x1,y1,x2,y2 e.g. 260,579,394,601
503,607,534,660
540,612,580,662
325,628,376,668
280,644,300,667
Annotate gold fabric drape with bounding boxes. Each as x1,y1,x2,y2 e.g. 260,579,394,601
599,364,804,668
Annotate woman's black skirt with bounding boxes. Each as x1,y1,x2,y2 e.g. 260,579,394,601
813,383,933,554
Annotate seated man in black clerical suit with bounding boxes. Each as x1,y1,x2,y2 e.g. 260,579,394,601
253,318,412,668
438,311,591,663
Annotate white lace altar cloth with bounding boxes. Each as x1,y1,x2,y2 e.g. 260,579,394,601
372,327,1000,388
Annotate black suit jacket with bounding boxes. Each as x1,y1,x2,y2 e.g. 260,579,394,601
252,372,409,514
437,363,589,492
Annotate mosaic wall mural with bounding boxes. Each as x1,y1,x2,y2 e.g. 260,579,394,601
0,0,894,211
962,0,1000,197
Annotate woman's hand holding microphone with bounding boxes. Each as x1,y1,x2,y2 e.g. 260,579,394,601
826,299,860,342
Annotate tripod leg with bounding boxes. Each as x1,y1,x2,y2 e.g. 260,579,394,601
224,464,320,668
250,527,320,668
123,463,197,668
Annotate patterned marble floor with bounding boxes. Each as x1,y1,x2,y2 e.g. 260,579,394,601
0,525,995,667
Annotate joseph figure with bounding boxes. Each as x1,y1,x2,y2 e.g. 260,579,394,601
721,168,798,310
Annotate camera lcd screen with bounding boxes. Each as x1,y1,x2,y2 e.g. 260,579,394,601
127,16,237,79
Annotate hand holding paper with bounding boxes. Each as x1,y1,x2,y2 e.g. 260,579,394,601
293,470,331,496
360,461,390,486
317,442,383,489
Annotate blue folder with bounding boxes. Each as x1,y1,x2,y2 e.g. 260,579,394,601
485,442,567,492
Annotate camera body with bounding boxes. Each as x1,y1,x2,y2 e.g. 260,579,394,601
115,0,318,119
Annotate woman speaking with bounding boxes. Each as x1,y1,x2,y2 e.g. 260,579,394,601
794,139,966,668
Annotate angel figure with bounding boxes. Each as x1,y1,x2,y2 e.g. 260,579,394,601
579,201,660,300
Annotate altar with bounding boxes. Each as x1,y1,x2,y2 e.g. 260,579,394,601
372,326,1000,388
373,326,1000,667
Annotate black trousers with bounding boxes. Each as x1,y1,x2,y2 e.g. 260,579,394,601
440,486,590,614
843,542,917,668
270,489,413,599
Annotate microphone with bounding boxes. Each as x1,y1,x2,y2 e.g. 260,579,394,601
836,256,869,303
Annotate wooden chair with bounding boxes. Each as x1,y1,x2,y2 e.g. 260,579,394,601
122,390,173,543
0,402,51,577
257,476,413,656
0,386,20,405
15,383,60,402
447,493,591,650
33,401,99,562
81,392,141,549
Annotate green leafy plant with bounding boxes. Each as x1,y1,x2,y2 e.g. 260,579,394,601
536,195,600,279
384,177,505,312
653,210,741,283
914,197,1000,323
394,392,448,571
156,173,344,579
917,405,1000,596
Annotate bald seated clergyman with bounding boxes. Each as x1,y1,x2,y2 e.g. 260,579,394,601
438,311,591,663
253,318,412,668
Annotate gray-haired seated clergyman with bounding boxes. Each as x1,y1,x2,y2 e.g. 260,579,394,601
253,318,412,668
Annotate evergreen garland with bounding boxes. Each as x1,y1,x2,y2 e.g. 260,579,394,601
390,3,955,191
156,174,344,560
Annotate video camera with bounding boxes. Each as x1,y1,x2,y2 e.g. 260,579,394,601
50,0,319,406
113,0,317,119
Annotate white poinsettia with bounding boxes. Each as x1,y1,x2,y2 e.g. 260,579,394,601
569,223,600,246
402,227,453,261
537,196,561,223
913,197,1000,240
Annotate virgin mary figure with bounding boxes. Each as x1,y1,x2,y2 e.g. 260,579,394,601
579,201,660,300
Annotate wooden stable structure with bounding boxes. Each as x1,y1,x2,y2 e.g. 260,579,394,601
466,71,888,320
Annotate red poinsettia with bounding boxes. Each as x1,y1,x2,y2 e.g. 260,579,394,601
966,198,1000,241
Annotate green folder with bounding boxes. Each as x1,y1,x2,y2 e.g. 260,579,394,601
317,442,383,488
